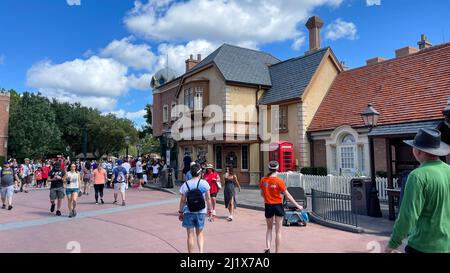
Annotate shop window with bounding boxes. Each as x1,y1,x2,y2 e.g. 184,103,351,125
241,145,249,170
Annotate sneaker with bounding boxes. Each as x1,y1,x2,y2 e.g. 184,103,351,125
113,200,118,205
56,210,61,216
95,202,99,205
1,204,5,209
68,211,73,218
101,199,104,204
50,203,55,213
227,216,233,222
122,201,126,206
8,206,13,210
264,249,271,253
72,209,77,217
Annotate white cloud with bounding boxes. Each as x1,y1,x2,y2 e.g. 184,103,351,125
291,35,306,51
26,56,140,111
124,0,343,49
0,54,4,65
27,56,129,97
67,0,81,6
106,109,147,127
366,0,381,6
127,73,152,90
154,39,218,74
325,18,358,41
100,37,156,71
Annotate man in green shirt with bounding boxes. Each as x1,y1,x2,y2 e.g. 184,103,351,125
386,128,450,253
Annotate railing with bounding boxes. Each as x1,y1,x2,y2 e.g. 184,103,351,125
278,173,399,202
311,189,358,227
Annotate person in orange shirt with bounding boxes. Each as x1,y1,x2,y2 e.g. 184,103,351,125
260,161,303,253
93,163,107,204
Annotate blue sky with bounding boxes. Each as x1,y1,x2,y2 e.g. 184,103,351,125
1,0,449,128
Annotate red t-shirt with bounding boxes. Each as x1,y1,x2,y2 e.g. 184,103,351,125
259,176,287,205
42,166,50,179
204,171,220,194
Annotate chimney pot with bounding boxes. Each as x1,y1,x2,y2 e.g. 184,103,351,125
366,57,386,66
185,54,201,72
395,46,419,58
418,34,433,50
197,54,202,61
305,16,324,52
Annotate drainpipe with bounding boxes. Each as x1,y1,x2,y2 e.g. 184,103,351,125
256,87,264,179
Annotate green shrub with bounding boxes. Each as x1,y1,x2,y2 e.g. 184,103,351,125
376,171,387,178
300,167,314,175
315,167,328,176
300,167,327,176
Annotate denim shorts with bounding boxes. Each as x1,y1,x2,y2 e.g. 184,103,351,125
0,185,14,198
65,188,79,196
182,213,206,229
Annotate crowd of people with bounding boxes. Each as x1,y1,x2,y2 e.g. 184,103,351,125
0,155,168,216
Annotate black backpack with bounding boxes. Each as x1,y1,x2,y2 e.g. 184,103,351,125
185,178,205,212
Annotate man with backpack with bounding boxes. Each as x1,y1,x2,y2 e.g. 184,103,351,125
111,159,128,206
178,163,212,253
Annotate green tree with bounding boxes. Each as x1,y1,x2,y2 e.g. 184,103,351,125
8,92,63,160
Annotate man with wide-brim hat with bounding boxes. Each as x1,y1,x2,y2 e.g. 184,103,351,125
386,128,450,253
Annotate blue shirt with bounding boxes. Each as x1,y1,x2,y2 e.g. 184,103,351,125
185,171,193,181
112,166,128,184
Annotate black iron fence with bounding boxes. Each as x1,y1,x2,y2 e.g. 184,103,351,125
311,189,358,227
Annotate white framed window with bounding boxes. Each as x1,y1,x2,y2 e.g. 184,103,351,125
163,104,169,123
194,87,203,110
184,147,193,156
339,134,356,174
171,102,177,121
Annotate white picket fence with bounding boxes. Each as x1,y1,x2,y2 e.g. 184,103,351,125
277,173,399,202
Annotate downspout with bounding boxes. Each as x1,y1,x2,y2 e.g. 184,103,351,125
256,86,264,179
307,132,314,169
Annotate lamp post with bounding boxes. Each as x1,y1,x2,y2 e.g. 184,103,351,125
361,103,382,218
136,144,143,158
124,135,130,160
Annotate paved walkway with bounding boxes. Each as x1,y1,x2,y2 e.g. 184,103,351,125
145,182,395,236
0,187,399,253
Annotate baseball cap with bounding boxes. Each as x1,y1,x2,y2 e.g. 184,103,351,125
117,159,124,165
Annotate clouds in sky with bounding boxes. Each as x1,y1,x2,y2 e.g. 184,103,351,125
325,18,358,41
29,0,363,125
366,0,381,6
124,0,343,49
66,0,81,6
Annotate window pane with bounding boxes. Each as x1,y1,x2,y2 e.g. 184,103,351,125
241,145,248,170
216,146,222,170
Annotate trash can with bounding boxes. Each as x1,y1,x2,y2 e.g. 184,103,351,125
351,178,372,215
159,168,169,188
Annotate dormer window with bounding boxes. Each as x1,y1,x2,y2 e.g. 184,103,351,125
184,87,203,111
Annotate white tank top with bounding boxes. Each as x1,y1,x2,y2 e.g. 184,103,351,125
66,171,79,189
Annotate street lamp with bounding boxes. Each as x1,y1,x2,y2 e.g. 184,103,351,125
124,135,131,160
136,144,143,157
361,103,382,218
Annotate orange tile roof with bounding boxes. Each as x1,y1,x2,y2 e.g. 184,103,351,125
308,42,450,132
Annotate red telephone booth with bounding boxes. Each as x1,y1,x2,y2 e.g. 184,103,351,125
269,141,295,172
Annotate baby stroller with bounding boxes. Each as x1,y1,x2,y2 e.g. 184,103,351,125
283,187,309,227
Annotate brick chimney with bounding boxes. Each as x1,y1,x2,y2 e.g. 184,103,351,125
366,57,386,66
395,46,419,58
185,54,202,72
305,16,324,52
418,34,433,50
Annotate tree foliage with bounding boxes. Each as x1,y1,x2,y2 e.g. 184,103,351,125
7,91,140,160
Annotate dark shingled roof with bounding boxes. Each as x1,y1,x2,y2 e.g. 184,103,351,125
368,120,442,137
187,44,280,86
259,48,329,105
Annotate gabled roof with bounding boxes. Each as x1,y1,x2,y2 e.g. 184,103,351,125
187,44,280,86
259,48,330,105
308,42,450,132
